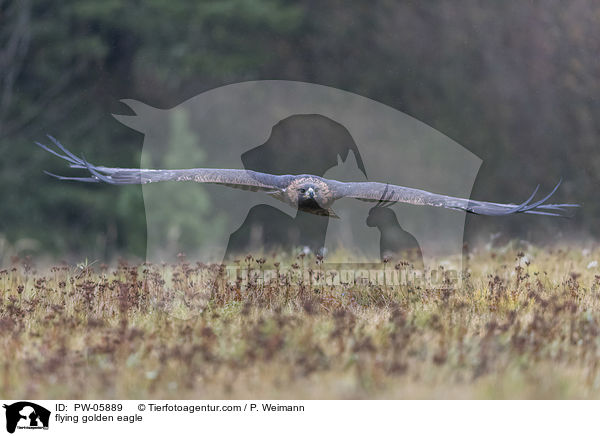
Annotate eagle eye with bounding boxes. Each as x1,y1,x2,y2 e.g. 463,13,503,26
299,188,306,193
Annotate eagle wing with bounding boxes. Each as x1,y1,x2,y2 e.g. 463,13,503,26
37,136,291,192
330,180,578,217
38,136,578,217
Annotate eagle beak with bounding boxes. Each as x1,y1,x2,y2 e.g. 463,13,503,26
307,187,315,198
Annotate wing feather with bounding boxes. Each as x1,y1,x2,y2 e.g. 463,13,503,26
333,180,578,217
38,136,291,192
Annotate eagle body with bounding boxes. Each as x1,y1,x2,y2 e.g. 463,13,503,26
283,176,337,217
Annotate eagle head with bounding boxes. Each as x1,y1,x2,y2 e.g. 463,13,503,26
287,177,333,210
298,184,316,200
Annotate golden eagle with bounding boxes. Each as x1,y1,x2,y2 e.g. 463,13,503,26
37,136,578,218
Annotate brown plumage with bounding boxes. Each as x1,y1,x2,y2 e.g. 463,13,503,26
37,135,578,218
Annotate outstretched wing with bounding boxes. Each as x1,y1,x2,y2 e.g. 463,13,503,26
331,180,579,217
37,136,292,192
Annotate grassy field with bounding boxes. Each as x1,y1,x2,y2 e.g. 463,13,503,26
1,244,600,399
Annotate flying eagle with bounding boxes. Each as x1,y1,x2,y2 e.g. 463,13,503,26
37,135,578,218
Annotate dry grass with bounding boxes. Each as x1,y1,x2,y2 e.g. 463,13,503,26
1,244,600,399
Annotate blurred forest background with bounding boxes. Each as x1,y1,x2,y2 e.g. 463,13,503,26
0,0,598,261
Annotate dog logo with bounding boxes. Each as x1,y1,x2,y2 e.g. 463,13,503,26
3,402,50,433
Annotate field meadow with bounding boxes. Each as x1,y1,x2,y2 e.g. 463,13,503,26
1,242,600,399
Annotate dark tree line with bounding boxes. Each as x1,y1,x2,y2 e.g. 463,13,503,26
0,0,597,259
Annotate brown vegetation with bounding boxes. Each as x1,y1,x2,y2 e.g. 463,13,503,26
1,245,600,399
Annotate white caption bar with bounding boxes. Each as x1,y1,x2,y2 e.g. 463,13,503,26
0,400,597,435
